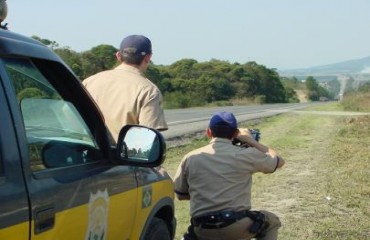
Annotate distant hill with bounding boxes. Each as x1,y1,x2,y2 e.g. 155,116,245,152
280,56,370,77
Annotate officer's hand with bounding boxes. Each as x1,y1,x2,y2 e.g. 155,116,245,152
236,128,254,143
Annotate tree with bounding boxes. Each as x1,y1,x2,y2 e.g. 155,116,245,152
284,86,299,103
32,35,59,49
242,62,286,103
235,76,260,98
195,77,235,102
89,44,117,69
280,77,302,103
305,76,319,91
227,65,245,82
54,47,83,79
146,63,163,86
167,59,198,80
79,44,117,79
27,36,292,106
305,76,333,101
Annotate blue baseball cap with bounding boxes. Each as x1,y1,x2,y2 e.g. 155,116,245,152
209,111,238,129
120,35,152,56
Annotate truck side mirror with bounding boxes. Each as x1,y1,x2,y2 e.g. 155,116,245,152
116,125,166,168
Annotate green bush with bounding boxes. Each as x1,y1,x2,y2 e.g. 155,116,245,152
254,95,266,104
163,91,206,109
207,101,234,107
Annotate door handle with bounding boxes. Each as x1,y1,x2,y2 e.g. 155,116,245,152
34,205,55,234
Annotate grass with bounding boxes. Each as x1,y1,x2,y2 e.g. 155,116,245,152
341,91,370,112
317,115,370,239
303,101,345,111
162,102,370,240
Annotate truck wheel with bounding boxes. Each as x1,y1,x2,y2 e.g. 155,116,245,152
144,217,170,240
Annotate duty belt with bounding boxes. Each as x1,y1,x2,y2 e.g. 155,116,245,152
192,210,250,229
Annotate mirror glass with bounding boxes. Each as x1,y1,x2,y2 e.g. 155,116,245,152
121,127,160,163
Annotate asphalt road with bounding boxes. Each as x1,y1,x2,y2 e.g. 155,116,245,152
161,102,323,141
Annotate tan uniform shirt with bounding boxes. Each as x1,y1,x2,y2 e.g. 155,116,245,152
174,138,278,218
82,64,168,141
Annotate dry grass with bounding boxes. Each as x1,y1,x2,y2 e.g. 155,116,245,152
162,103,370,240
341,91,370,112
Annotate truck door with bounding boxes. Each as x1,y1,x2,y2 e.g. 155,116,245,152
0,69,29,239
1,56,138,239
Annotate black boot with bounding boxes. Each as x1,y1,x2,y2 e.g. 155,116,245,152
182,224,198,240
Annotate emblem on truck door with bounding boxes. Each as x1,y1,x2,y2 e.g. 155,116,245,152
85,189,110,240
142,185,152,208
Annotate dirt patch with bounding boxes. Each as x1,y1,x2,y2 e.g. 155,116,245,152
295,89,308,103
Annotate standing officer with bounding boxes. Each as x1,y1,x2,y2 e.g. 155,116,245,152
83,34,168,142
174,111,285,240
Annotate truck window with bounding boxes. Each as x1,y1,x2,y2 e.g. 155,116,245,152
4,57,103,171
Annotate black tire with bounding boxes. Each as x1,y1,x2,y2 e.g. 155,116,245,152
143,217,171,240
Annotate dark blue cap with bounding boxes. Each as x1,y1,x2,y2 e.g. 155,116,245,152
120,35,152,56
209,111,237,129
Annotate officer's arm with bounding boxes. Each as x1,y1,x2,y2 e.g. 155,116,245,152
174,159,191,200
237,128,285,169
246,138,285,169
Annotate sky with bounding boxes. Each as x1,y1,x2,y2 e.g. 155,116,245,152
4,0,370,70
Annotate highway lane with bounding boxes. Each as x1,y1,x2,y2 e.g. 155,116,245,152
161,102,323,140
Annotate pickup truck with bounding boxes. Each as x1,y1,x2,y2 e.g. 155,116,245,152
0,3,176,239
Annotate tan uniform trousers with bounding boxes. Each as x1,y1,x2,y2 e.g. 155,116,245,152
194,210,281,240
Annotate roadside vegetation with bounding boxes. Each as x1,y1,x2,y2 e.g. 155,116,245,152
33,36,338,109
163,92,370,240
341,82,370,112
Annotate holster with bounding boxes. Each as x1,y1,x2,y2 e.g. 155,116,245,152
246,211,269,237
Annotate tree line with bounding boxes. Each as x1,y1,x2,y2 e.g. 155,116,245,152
33,36,336,108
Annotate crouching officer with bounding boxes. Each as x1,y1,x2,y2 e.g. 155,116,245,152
173,111,285,240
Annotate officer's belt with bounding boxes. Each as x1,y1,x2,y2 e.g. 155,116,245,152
192,210,250,229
